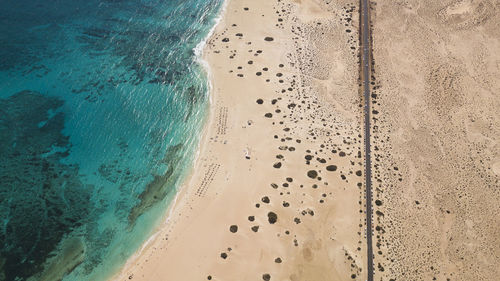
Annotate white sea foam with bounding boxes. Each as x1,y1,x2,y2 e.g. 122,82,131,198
158,0,228,228
194,0,229,105
108,3,230,280
128,2,229,263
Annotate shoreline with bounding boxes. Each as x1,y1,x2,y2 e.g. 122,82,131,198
109,0,228,277
112,0,366,280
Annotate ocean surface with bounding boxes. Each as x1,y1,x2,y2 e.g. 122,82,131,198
0,0,222,280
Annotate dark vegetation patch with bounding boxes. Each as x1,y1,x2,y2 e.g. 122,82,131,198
326,165,337,171
268,212,278,224
307,170,318,179
229,225,238,233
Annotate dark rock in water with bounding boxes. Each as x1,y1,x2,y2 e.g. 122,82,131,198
264,37,274,41
220,252,228,259
261,196,270,204
307,170,318,179
184,86,201,121
263,273,271,281
82,28,110,38
273,162,282,169
222,38,229,42
264,113,273,118
129,143,183,224
34,237,86,281
184,86,199,105
268,212,278,224
251,226,259,232
128,165,175,225
162,143,184,164
326,165,337,171
0,91,92,281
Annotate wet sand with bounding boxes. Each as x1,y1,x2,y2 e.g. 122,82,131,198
371,1,500,280
113,0,366,280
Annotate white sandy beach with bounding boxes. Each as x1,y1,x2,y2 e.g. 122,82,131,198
113,0,366,280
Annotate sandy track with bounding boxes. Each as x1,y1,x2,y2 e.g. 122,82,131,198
359,0,374,279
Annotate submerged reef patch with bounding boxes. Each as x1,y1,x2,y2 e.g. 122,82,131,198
128,143,184,225
0,91,93,281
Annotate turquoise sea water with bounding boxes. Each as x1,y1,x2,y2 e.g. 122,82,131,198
0,0,222,280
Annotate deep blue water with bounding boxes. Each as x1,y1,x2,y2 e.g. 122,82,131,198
0,0,222,280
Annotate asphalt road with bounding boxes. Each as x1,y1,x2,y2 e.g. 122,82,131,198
360,0,374,280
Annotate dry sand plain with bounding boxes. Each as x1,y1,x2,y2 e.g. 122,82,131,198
114,0,367,280
371,0,500,280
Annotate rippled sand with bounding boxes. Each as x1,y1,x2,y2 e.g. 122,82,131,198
371,1,500,280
